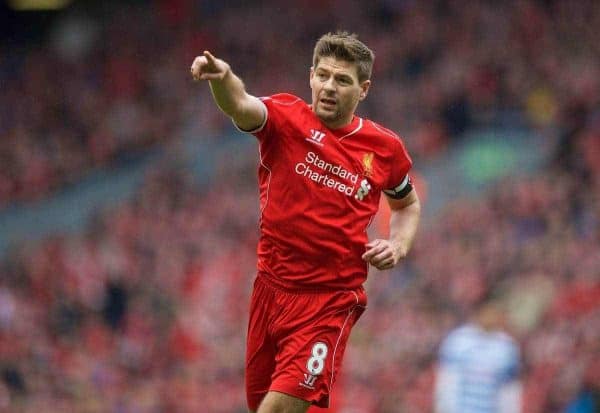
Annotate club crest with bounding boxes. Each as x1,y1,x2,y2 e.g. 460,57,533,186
362,152,374,177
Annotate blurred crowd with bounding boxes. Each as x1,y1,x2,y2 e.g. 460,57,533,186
1,116,599,412
1,0,600,412
2,0,599,205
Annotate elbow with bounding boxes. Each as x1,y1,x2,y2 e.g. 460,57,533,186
409,191,421,213
393,189,421,214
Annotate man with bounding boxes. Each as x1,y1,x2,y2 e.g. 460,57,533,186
190,31,420,413
435,300,522,413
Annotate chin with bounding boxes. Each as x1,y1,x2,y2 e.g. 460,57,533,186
316,109,339,123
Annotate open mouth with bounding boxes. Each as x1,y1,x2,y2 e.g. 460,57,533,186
320,98,337,107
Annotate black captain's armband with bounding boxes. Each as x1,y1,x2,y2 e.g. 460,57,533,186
383,175,413,199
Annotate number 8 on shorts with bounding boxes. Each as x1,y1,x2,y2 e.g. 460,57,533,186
306,342,329,375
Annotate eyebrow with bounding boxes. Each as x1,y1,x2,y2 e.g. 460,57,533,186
316,67,354,82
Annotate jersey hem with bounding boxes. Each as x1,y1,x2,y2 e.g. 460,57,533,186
267,387,330,409
257,272,362,294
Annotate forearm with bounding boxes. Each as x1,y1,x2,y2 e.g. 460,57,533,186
207,68,265,131
208,69,248,118
388,193,421,257
363,190,420,269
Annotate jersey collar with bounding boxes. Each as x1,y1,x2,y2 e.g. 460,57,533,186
329,115,363,140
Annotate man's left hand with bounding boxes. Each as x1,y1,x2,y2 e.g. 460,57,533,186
361,239,406,270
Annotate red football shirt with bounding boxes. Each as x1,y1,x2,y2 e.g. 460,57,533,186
247,93,412,290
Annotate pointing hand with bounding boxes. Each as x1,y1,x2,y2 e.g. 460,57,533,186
190,51,230,81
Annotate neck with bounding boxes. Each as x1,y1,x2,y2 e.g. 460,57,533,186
323,117,352,129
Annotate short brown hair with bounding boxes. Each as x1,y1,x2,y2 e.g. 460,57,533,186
313,31,375,82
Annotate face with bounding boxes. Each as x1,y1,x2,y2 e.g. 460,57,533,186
310,56,370,129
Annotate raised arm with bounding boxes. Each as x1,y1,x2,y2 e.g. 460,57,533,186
190,51,266,131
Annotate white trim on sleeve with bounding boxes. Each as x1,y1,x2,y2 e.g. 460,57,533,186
232,99,268,134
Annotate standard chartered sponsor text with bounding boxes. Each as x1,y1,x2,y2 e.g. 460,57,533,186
295,151,358,196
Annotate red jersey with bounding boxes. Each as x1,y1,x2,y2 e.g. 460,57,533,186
248,93,412,290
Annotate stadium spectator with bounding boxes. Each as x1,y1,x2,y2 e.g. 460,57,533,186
434,299,522,413
563,357,600,413
2,0,599,210
0,1,599,412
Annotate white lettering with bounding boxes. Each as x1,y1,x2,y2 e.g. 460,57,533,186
295,162,357,197
294,152,368,200
355,179,372,200
304,152,358,184
310,129,326,143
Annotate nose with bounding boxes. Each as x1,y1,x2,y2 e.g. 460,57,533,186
323,77,336,91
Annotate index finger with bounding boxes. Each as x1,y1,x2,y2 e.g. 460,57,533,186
362,243,386,260
203,50,217,63
365,239,382,249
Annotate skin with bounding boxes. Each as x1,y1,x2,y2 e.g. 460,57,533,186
309,56,370,129
251,391,310,413
363,190,420,270
190,50,421,412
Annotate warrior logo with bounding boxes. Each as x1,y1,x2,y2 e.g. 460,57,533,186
306,129,326,146
301,373,318,389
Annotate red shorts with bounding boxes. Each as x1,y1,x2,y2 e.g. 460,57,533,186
245,274,367,410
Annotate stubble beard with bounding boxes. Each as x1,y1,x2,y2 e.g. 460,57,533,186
317,108,340,123
315,102,343,125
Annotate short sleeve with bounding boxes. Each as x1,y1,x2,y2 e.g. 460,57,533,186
385,137,413,192
250,93,304,143
232,100,268,134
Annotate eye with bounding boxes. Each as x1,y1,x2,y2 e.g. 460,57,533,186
317,72,328,80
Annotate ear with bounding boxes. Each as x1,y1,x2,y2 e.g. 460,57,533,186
359,79,371,101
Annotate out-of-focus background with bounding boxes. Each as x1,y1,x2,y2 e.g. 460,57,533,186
1,0,599,412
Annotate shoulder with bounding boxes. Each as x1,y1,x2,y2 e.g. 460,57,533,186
364,119,403,142
447,324,477,342
439,325,476,363
261,93,306,107
440,324,475,352
362,119,410,160
253,93,310,138
492,332,520,354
